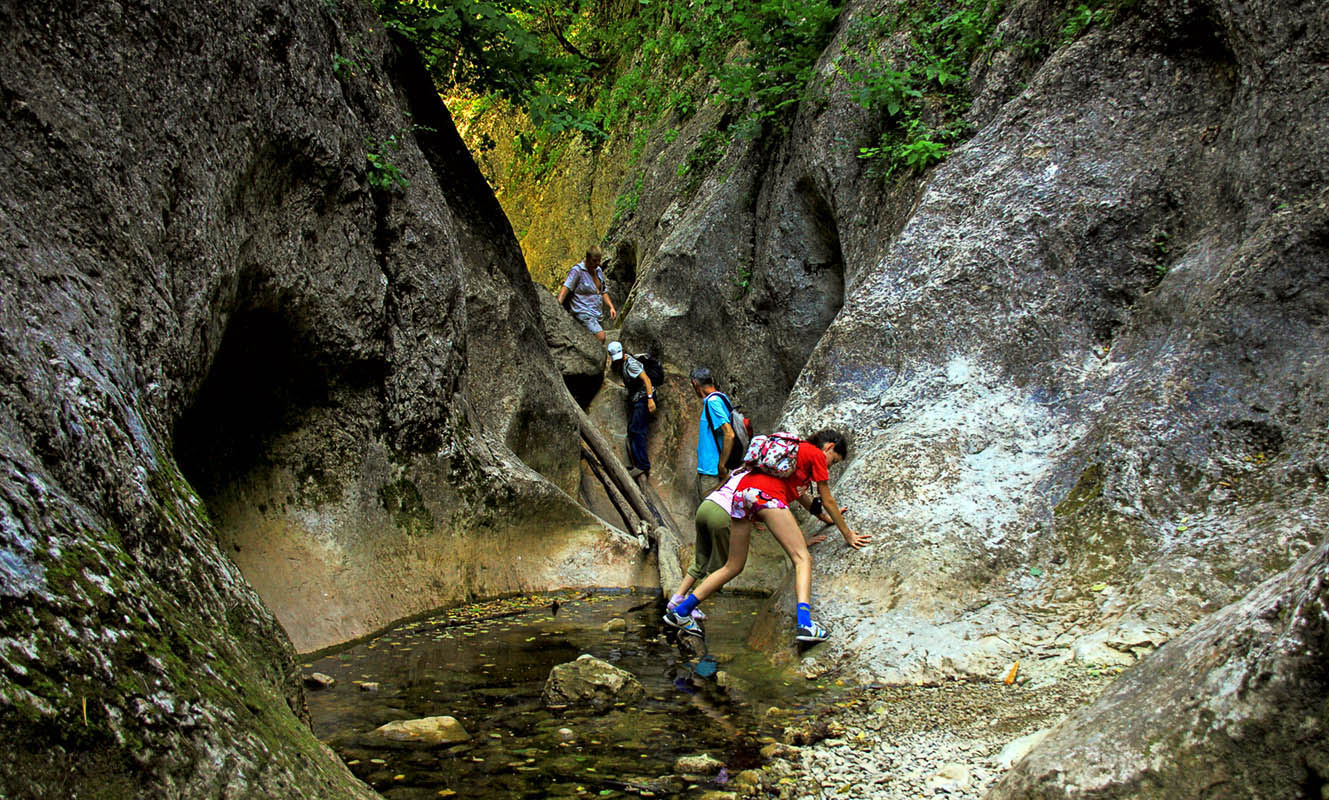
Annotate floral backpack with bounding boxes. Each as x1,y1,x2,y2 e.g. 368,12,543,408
742,432,802,478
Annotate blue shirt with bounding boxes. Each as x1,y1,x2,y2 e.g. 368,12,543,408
562,261,607,318
696,392,732,476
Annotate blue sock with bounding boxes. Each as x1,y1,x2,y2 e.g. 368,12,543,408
797,603,812,628
675,594,700,617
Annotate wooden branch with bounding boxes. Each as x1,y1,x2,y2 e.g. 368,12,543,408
580,445,639,534
577,414,659,532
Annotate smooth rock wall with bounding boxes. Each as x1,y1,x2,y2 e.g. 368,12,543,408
0,0,647,794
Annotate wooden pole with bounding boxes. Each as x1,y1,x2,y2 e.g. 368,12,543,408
580,445,640,535
577,414,664,534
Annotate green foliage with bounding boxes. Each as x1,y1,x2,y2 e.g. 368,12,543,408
1151,228,1171,277
676,129,729,195
371,0,604,139
366,135,408,191
1062,0,1116,41
734,263,753,292
372,0,843,160
841,0,1004,182
858,118,958,179
613,173,645,224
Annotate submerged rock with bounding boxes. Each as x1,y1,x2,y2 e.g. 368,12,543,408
541,654,645,712
373,716,471,746
674,753,724,776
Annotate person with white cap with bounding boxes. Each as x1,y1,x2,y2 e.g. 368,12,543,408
607,341,655,477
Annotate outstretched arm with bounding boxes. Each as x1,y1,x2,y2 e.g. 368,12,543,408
818,480,870,549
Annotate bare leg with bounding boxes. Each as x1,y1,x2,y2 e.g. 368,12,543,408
757,507,812,606
671,574,697,599
595,330,607,343
690,520,751,602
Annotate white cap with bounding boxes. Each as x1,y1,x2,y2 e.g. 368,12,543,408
607,341,624,360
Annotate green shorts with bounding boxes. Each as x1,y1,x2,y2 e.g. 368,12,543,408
689,499,732,580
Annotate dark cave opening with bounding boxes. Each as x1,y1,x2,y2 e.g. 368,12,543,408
611,240,637,291
172,309,332,500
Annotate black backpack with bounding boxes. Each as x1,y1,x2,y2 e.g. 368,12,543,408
619,353,665,400
634,353,665,389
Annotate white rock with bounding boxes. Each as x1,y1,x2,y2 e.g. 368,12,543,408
925,763,971,793
995,727,1052,770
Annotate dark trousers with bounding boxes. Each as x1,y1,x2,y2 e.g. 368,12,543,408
626,398,651,473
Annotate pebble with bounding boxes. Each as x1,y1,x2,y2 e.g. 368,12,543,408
774,663,1113,800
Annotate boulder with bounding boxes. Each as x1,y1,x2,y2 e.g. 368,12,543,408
674,753,725,776
541,654,645,712
989,542,1329,798
373,716,471,746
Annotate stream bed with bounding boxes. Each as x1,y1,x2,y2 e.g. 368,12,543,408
305,590,841,799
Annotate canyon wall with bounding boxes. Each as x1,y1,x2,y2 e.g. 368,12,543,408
0,0,648,794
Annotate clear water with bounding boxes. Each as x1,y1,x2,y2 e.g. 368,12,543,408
305,591,837,798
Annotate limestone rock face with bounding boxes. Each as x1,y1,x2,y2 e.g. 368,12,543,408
615,0,1329,683
988,542,1329,798
604,0,1329,787
542,654,646,712
0,0,646,795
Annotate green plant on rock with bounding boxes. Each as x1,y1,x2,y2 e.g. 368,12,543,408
839,0,1004,182
366,133,409,191
1062,0,1117,41
676,128,730,196
858,117,957,179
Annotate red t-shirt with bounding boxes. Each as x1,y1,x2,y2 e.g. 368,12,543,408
736,441,830,505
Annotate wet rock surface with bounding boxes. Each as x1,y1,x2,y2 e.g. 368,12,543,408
373,716,471,746
542,654,646,712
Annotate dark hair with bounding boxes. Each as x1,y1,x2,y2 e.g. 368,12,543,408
689,366,714,386
807,429,848,460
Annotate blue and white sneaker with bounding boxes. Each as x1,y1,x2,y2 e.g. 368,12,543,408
663,610,705,637
795,621,829,643
667,596,706,621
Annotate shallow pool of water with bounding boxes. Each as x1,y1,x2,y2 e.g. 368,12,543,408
305,591,837,798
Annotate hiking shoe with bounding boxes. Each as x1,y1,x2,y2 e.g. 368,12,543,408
663,610,704,637
795,621,829,643
668,595,706,621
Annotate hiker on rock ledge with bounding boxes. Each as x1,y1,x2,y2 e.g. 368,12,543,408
556,245,616,344
608,341,655,478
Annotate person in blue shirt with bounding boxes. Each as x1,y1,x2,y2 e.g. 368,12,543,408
662,367,739,619
690,367,737,501
556,245,617,344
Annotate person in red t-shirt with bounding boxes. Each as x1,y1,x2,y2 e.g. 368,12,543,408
664,429,870,643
